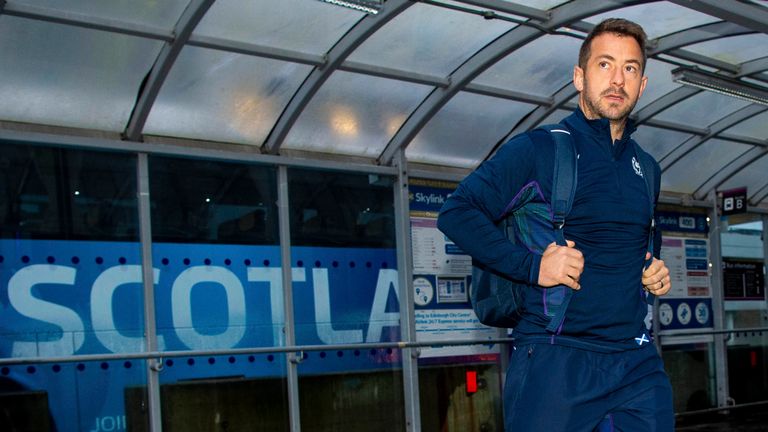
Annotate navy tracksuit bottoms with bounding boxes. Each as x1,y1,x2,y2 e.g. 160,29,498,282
504,342,674,432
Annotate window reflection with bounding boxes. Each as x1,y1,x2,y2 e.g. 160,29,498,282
148,156,278,244
0,142,138,240
289,169,394,248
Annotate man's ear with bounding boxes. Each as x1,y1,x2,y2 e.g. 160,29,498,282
573,65,584,92
638,74,648,99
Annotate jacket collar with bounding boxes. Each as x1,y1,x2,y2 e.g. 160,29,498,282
565,107,637,142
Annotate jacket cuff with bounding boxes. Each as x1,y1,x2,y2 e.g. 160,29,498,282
527,253,542,286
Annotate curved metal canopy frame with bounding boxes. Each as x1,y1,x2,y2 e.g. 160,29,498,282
377,0,646,165
478,9,768,165
660,104,768,170
262,0,413,155
0,0,767,208
123,0,215,142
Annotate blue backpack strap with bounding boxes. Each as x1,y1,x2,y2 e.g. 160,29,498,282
539,124,578,332
633,142,658,303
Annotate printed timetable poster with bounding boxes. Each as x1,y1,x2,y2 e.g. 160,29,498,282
409,179,499,360
657,236,714,344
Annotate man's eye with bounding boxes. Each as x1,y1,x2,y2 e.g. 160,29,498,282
599,62,609,69
626,65,637,73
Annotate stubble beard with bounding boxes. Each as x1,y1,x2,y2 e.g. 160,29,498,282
581,77,638,122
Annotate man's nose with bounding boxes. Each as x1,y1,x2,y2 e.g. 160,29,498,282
611,67,625,87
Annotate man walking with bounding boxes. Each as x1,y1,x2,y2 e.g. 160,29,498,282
438,18,674,431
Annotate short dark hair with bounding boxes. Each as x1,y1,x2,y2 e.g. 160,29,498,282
578,18,648,73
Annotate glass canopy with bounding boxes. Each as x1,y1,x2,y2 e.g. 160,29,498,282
1,0,768,210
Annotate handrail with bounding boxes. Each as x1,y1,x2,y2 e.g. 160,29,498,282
676,399,768,417
0,338,514,366
659,326,768,338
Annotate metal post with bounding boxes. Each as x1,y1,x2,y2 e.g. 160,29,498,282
708,196,729,408
137,153,163,431
277,165,302,432
763,215,768,303
393,149,422,432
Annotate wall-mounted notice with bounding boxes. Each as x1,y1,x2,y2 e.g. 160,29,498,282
658,236,713,343
409,179,499,360
723,259,765,300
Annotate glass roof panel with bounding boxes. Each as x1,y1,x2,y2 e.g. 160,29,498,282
407,93,536,168
348,2,514,76
655,91,751,128
473,35,581,97
684,34,768,65
283,71,432,158
0,16,161,131
634,59,682,111
144,46,313,145
722,110,768,140
661,139,751,193
719,153,768,199
195,0,363,55
583,2,720,39
537,109,572,127
511,0,570,10
11,0,189,30
631,126,693,162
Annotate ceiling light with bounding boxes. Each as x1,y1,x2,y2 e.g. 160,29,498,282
672,66,768,106
317,0,384,14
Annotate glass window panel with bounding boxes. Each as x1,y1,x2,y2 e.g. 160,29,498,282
721,216,766,406
631,126,693,163
289,169,397,349
635,59,683,111
0,16,162,131
348,2,514,76
148,156,278,245
0,143,139,241
0,147,146,428
149,157,282,355
684,34,768,65
298,362,405,431
719,153,768,196
655,92,751,128
726,312,768,404
419,359,505,430
0,360,149,431
408,92,537,168
144,46,313,145
473,35,581,97
583,2,719,39
284,71,432,157
722,110,768,140
661,139,751,193
196,0,362,55
289,169,395,248
151,354,290,431
662,344,716,413
11,0,189,30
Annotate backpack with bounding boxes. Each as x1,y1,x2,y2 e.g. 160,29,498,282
470,124,658,330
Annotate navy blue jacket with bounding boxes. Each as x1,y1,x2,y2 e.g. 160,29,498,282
437,108,662,351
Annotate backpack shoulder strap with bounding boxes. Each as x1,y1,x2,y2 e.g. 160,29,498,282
633,143,658,259
538,124,577,245
633,142,659,304
537,124,578,332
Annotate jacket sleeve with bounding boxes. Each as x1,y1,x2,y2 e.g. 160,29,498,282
436,133,542,285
